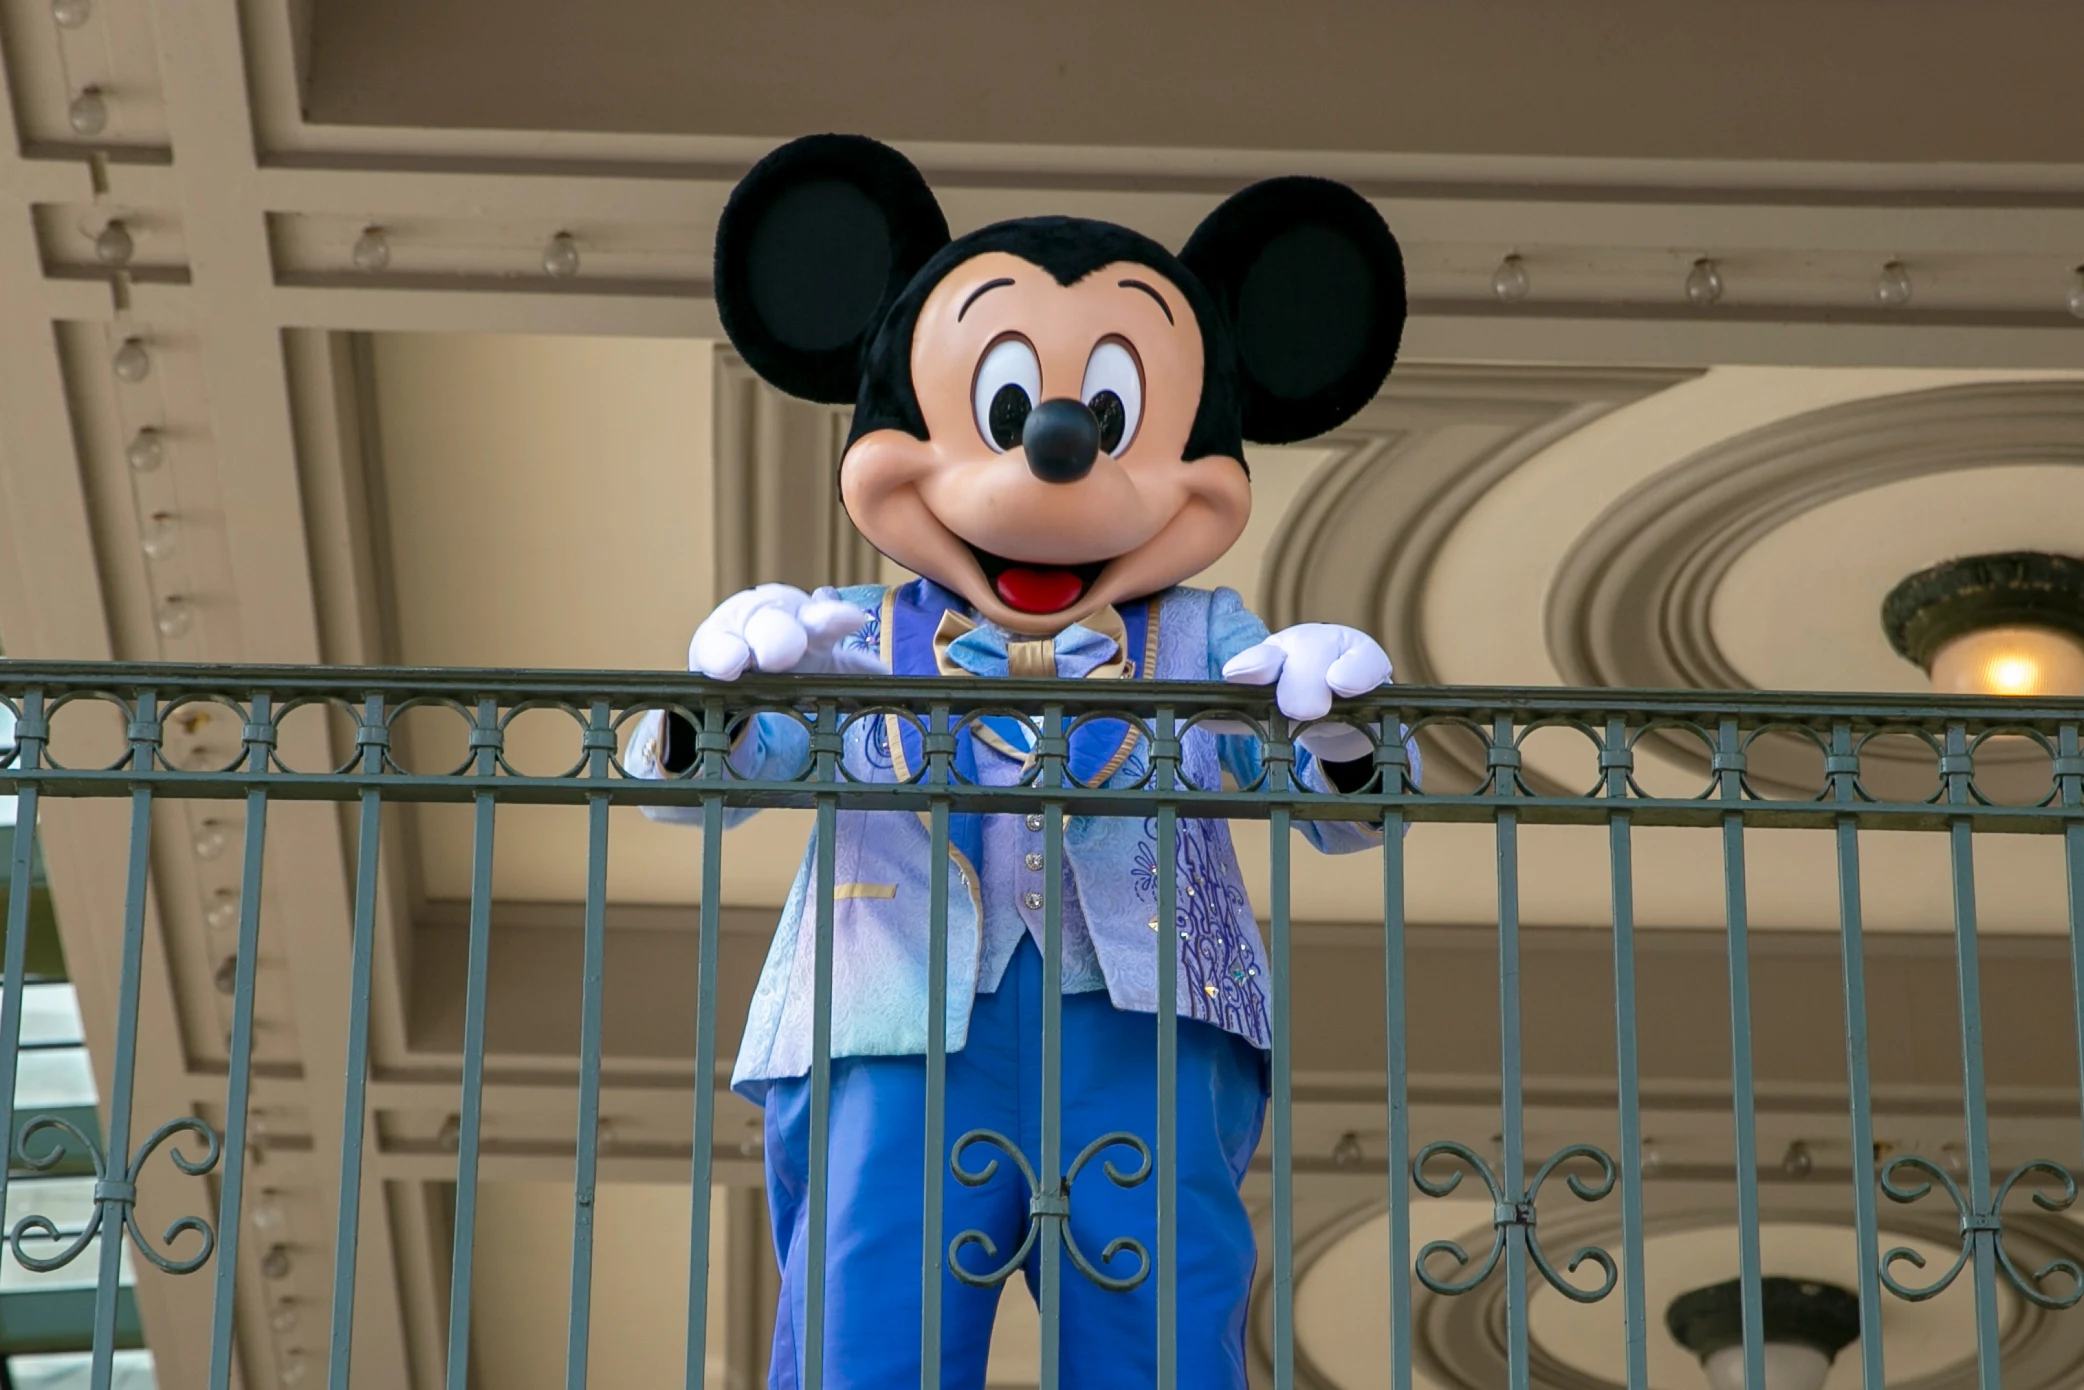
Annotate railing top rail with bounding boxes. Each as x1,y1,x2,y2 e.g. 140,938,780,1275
0,660,2080,727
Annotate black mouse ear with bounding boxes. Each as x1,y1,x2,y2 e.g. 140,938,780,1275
714,134,950,404
1180,177,1405,444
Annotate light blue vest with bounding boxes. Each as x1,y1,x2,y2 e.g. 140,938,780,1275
721,579,1384,1099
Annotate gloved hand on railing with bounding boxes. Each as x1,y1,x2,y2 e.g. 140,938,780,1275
1219,622,1392,764
688,585,884,681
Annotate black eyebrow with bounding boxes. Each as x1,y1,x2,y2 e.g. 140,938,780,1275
958,277,1016,320
1119,278,1174,324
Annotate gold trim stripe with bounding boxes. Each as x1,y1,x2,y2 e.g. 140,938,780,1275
833,882,899,900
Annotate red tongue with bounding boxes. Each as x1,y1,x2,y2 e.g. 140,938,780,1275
994,566,1085,615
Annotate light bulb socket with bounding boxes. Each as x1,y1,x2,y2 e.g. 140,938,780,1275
112,337,151,383
1666,1276,1860,1364
1882,551,2084,672
94,218,135,266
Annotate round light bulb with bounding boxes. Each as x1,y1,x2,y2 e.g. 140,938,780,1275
153,595,192,638
268,1305,299,1333
542,231,581,278
1686,257,1724,307
437,1113,462,1151
1491,253,1530,303
214,955,238,995
193,819,229,860
1780,1140,1813,1178
260,1244,292,1281
51,0,92,27
67,87,108,136
279,1351,310,1386
2068,268,2084,321
1701,1342,1832,1390
206,890,240,932
351,226,390,273
1875,259,1914,308
1929,625,2084,698
140,511,178,561
1640,1139,1664,1177
1330,1131,1364,1167
112,337,151,383
94,218,134,266
251,1194,287,1232
126,426,165,472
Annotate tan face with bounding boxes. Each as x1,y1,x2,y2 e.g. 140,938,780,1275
840,252,1251,635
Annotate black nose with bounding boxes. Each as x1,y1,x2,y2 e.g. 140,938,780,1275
1021,398,1100,483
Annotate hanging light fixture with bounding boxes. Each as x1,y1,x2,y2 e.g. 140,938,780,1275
1883,552,2084,698
1666,1277,1859,1390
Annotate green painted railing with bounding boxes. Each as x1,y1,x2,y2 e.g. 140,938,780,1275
0,663,2081,1390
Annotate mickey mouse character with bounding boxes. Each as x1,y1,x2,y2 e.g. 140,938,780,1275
630,134,1416,1390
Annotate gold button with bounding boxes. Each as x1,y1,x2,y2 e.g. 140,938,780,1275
1024,852,1044,871
1023,891,1044,911
1026,814,1044,832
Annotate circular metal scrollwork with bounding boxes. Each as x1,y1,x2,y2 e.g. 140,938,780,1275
947,1128,1153,1292
11,1114,223,1277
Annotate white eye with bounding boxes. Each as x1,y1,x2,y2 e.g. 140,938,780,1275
972,337,1042,452
1080,339,1143,457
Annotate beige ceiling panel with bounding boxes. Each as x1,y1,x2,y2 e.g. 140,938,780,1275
297,0,2084,166
370,331,714,670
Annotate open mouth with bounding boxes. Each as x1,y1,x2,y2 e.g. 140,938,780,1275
964,544,1110,616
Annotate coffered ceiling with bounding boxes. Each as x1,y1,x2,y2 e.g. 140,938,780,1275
2,3,2083,1388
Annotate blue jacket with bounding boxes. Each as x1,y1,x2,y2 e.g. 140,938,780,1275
630,580,1410,1099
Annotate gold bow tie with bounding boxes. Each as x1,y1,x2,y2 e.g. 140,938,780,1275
932,606,1133,681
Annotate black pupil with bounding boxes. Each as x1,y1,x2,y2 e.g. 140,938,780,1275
988,384,1031,450
1089,391,1126,453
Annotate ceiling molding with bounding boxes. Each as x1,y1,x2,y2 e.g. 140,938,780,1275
711,350,880,598
1548,381,2084,693
1260,364,1698,792
1413,1195,2084,1390
1544,380,2084,798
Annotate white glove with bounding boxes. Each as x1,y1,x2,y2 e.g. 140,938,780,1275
1221,623,1391,762
689,585,883,681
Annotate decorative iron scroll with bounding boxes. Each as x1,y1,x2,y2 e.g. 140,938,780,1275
1412,1141,1620,1303
10,1115,223,1276
1879,1155,2084,1309
947,1129,1153,1292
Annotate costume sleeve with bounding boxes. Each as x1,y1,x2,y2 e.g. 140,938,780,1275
1203,586,1421,854
628,584,882,827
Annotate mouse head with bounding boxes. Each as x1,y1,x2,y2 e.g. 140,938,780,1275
714,134,1406,634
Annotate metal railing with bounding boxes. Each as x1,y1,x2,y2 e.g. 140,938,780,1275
1,662,2082,1390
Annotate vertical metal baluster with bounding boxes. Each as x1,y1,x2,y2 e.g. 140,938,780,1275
921,700,952,1390
565,701,614,1390
210,694,277,1390
1716,717,1766,1390
88,696,162,1390
685,697,727,1390
1154,704,1179,1390
2058,722,2084,1223
444,698,502,1390
805,697,841,1390
1039,701,1065,1390
1270,785,1295,1390
0,691,44,1270
1493,717,1530,1390
1385,739,1411,1390
1943,724,2002,1390
1829,722,1887,1390
329,695,388,1390
1603,718,1648,1390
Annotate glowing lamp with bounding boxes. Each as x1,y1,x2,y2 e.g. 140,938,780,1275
1883,552,2084,699
1667,1277,1860,1390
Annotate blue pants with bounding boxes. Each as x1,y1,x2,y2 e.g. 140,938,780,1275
763,939,1267,1389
